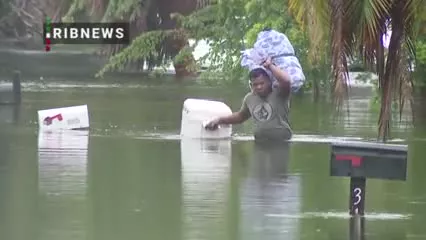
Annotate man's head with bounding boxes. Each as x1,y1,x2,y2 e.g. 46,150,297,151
249,68,272,97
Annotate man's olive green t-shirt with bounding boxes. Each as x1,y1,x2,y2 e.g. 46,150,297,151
240,88,292,141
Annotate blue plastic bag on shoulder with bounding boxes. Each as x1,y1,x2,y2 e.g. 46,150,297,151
241,29,306,93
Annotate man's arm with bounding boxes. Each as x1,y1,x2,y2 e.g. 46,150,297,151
217,110,250,125
205,95,251,130
217,97,251,125
264,58,291,97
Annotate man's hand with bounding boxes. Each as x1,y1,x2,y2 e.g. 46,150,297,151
263,56,291,95
204,118,220,131
262,57,273,69
204,111,249,131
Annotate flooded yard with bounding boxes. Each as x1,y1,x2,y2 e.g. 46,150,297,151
0,77,425,240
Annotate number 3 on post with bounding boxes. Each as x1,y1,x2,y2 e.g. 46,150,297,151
350,177,366,216
353,188,362,205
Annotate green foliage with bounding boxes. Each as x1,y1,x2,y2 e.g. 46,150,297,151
95,30,172,78
412,2,426,89
415,40,426,81
62,0,331,91
412,9,426,88
64,0,171,76
173,45,192,65
173,44,200,74
173,0,330,90
63,0,149,22
417,41,426,63
62,0,333,95
172,2,249,82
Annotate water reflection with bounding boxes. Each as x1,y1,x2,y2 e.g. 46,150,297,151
0,104,20,124
38,130,89,195
250,141,291,179
342,98,375,131
180,138,232,240
340,94,412,135
0,78,425,240
350,216,365,240
241,141,301,240
0,127,38,240
86,138,183,240
37,129,89,239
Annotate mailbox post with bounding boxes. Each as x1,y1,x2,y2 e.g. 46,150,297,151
330,141,408,216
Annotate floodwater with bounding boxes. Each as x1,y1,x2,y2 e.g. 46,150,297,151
0,76,426,240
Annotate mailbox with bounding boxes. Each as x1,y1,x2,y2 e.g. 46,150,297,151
330,141,408,181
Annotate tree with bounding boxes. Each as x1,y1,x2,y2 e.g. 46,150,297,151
116,0,330,90
63,0,204,78
0,0,69,45
289,0,425,141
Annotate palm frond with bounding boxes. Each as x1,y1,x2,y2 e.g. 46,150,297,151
329,0,351,108
376,0,417,141
288,0,329,66
323,0,419,141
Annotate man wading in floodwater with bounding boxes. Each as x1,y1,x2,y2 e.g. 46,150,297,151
205,57,293,141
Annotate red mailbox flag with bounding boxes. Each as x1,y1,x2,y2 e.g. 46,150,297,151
335,154,362,167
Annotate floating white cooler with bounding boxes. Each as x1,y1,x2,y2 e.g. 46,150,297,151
37,105,89,130
180,98,232,139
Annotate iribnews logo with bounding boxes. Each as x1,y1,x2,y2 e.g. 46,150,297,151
43,19,130,51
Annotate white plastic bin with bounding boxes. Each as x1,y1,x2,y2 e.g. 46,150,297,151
180,98,232,139
37,105,89,130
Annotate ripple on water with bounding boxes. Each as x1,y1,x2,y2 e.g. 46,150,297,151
266,211,412,220
21,82,146,91
129,132,407,144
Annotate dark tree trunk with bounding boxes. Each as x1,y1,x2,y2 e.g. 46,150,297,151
157,0,198,78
